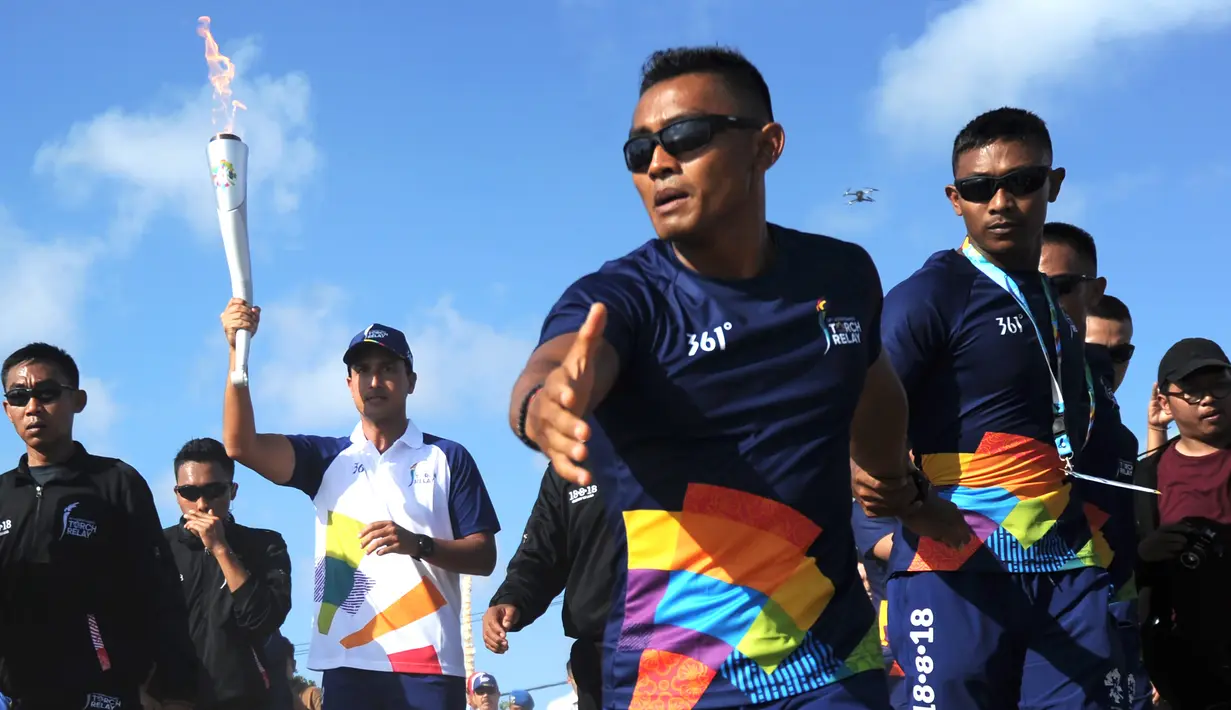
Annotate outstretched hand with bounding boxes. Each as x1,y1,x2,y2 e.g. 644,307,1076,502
525,303,608,486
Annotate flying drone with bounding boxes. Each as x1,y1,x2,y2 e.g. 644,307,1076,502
844,187,878,205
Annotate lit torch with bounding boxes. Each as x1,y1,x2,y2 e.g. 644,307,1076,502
199,16,253,388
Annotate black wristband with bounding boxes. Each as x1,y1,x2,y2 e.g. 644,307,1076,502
516,384,544,452
909,467,930,504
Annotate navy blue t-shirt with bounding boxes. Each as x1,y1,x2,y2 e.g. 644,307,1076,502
850,501,896,665
881,248,1095,575
1076,344,1141,606
538,226,887,708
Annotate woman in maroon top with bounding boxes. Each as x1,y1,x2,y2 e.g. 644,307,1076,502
1134,337,1231,709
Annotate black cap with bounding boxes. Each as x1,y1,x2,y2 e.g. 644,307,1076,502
1157,337,1231,386
343,323,413,369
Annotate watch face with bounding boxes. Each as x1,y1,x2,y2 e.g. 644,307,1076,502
419,535,435,557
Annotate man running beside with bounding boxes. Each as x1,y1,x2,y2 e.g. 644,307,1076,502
509,46,962,710
881,108,1124,709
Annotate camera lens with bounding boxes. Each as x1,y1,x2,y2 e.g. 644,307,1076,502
1180,550,1202,569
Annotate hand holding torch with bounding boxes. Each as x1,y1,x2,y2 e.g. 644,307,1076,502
208,133,253,388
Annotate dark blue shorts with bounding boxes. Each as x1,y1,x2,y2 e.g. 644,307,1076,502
321,667,464,710
1109,601,1152,710
739,670,892,710
885,567,1128,710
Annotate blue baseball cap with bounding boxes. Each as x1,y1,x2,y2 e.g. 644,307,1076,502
467,671,499,694
509,689,534,708
344,323,413,370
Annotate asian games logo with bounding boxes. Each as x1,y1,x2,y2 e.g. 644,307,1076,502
816,299,832,354
817,297,863,355
212,159,237,188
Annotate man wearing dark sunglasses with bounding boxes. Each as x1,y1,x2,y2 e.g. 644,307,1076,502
1040,225,1153,708
1133,338,1231,708
509,46,967,710
164,437,291,710
219,299,500,710
0,343,197,710
880,108,1130,710
1040,222,1106,337
1086,296,1134,394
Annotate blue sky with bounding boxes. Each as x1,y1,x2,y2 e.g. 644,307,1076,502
3,0,1230,701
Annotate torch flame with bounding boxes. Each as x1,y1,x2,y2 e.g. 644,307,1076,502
197,16,246,135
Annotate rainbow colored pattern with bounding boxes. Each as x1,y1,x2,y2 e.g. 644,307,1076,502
619,484,881,708
314,510,449,672
909,432,1100,573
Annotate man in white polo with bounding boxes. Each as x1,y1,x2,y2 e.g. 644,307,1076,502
218,298,501,709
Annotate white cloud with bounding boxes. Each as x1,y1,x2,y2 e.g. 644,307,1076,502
871,0,1231,150
0,206,101,356
32,37,319,245
254,286,536,432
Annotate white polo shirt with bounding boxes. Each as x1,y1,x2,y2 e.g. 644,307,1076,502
284,419,499,677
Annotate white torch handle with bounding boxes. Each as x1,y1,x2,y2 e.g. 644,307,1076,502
208,134,253,389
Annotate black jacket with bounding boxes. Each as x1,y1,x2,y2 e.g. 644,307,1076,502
165,517,292,707
489,468,616,641
0,444,197,702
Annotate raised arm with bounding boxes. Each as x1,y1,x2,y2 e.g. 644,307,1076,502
220,298,297,484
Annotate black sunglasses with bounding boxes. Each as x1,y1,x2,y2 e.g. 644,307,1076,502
175,482,232,501
953,165,1051,203
623,115,763,173
1163,382,1231,405
1108,343,1135,364
3,382,75,407
1049,273,1096,296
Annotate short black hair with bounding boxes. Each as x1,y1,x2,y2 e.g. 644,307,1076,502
2,342,80,389
952,107,1052,175
174,437,236,480
639,46,773,122
1043,222,1098,271
1089,294,1131,323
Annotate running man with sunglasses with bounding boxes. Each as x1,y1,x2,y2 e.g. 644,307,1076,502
1041,226,1152,708
881,109,1128,709
0,343,198,709
165,437,292,710
508,46,966,710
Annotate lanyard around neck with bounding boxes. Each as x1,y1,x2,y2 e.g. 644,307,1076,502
959,237,1074,464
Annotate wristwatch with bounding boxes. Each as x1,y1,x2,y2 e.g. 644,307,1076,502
412,534,435,560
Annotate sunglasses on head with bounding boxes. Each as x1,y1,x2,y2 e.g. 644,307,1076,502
1108,343,1135,364
1049,273,1096,296
175,482,232,501
623,114,763,173
3,382,74,407
953,165,1051,203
